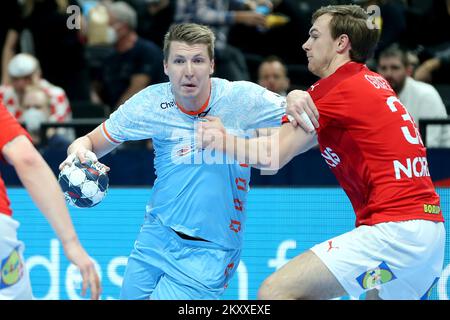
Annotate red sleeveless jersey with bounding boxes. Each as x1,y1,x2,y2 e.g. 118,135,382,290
0,103,31,217
287,62,443,226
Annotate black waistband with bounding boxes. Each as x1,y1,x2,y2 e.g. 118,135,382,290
172,229,209,242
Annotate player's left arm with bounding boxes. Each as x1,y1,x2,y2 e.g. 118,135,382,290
2,135,84,245
2,135,101,299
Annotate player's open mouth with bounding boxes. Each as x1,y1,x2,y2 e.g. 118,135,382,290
182,84,196,88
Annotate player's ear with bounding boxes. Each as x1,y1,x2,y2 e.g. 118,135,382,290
336,34,350,54
163,60,169,76
210,59,215,76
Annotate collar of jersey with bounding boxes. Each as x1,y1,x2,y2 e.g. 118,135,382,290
176,82,211,116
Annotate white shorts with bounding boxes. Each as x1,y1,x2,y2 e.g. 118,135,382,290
311,220,445,300
0,213,33,300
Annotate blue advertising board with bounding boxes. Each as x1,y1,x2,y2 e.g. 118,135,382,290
10,187,450,300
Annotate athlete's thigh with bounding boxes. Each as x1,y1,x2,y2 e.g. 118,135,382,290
120,250,164,300
151,273,225,300
120,218,168,300
151,238,240,300
260,250,347,300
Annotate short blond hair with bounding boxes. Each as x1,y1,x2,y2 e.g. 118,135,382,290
312,5,380,63
163,23,215,62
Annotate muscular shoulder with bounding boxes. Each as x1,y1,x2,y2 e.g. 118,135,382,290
108,82,178,130
120,82,172,113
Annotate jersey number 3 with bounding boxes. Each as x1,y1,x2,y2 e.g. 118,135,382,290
386,96,424,146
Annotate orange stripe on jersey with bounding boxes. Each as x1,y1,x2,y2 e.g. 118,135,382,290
239,163,249,167
102,122,121,144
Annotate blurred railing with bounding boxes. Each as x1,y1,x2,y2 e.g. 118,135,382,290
418,117,450,147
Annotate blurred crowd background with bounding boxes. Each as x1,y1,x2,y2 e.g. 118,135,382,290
1,0,449,152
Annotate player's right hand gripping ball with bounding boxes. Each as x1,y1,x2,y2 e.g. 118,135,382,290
58,160,109,208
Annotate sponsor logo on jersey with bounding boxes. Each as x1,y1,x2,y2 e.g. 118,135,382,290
160,100,175,110
321,147,341,168
393,157,430,180
356,261,396,289
0,246,24,289
424,204,441,214
327,240,339,252
310,83,320,91
176,145,193,157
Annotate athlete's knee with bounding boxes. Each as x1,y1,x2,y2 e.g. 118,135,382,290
257,277,276,300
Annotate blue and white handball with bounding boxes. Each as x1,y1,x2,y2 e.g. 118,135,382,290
58,159,109,208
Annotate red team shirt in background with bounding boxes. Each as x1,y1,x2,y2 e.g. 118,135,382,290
284,61,444,226
0,103,31,217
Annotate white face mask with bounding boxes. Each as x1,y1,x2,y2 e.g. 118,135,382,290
22,108,48,132
106,26,118,44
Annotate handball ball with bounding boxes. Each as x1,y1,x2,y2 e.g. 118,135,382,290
58,160,109,208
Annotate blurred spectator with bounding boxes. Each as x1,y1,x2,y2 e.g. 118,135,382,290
377,44,450,148
92,1,166,109
135,0,175,49
229,0,312,70
406,0,450,84
347,0,407,57
257,55,289,96
21,85,71,148
1,0,91,102
0,0,21,84
0,53,72,125
174,0,270,81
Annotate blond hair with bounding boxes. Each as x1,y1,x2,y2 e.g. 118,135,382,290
163,23,215,62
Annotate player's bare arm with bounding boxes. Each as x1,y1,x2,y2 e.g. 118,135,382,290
59,125,118,171
198,116,317,170
2,135,101,299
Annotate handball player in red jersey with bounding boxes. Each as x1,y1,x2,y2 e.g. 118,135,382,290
198,4,445,300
